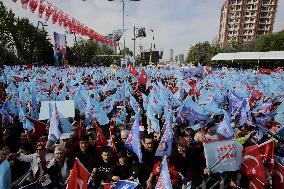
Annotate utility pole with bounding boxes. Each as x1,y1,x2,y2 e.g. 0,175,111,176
133,25,136,58
108,0,140,50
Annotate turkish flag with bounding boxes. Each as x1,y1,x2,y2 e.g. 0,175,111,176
102,183,114,189
248,177,265,189
189,80,196,96
241,145,268,185
258,140,275,175
29,0,38,13
204,66,212,75
139,68,147,85
25,116,47,140
272,160,284,189
109,125,117,155
259,68,273,75
94,123,108,150
129,64,138,77
66,158,90,189
249,90,263,107
13,76,24,82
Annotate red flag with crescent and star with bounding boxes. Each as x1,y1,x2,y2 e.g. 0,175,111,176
258,140,275,176
66,158,90,189
241,145,268,185
139,68,147,85
273,160,284,189
129,64,138,77
248,177,265,189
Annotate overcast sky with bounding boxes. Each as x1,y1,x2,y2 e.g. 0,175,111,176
3,0,284,60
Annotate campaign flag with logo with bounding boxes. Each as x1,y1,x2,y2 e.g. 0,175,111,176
124,110,142,163
155,156,173,189
0,160,11,189
66,158,90,189
47,103,62,148
216,116,234,138
241,145,268,185
155,106,173,157
272,159,284,189
204,139,243,173
130,96,140,114
114,180,139,189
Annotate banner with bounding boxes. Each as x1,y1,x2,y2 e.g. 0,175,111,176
39,100,75,120
54,32,67,67
114,180,139,189
204,139,243,173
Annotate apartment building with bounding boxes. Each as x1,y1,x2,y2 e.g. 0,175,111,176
218,0,278,46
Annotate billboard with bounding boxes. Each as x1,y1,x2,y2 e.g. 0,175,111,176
54,32,67,67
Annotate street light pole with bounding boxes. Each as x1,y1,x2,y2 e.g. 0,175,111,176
108,0,140,50
133,25,136,58
122,0,125,49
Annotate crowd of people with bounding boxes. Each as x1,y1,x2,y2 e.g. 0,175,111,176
0,65,284,189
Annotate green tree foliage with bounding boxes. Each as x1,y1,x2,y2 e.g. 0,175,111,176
134,55,145,66
186,30,284,68
186,41,220,66
71,39,117,67
256,30,284,52
119,47,133,57
0,2,53,65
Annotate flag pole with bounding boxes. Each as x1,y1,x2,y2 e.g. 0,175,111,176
133,25,136,62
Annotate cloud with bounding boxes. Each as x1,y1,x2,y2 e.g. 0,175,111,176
3,0,284,61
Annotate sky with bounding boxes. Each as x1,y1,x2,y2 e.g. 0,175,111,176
3,0,284,60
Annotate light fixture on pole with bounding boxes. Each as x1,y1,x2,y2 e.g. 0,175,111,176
37,21,48,31
108,0,140,50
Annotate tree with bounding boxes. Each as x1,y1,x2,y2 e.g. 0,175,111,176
134,55,145,66
0,2,53,65
71,39,117,67
119,47,133,57
222,40,256,53
256,30,284,52
186,41,220,66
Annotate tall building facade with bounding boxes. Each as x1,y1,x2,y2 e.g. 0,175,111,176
218,0,278,46
170,49,174,62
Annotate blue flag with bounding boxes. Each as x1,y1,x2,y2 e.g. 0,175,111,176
274,101,284,126
155,157,173,189
0,160,11,189
204,140,243,173
155,106,173,157
23,117,35,131
116,106,126,125
114,180,139,189
125,110,143,163
130,96,140,114
47,103,62,148
216,115,234,138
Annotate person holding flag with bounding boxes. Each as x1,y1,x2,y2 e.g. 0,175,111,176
146,156,181,189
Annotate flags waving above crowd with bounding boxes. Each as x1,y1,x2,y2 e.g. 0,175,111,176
1,64,284,189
